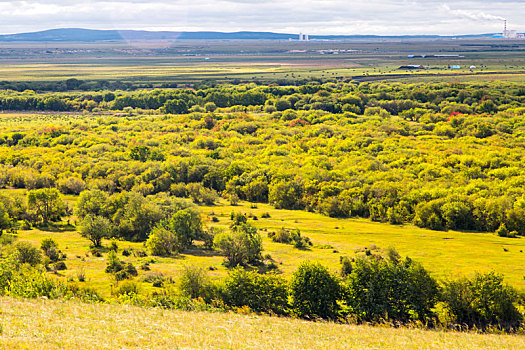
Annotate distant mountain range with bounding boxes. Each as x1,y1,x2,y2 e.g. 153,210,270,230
0,28,499,42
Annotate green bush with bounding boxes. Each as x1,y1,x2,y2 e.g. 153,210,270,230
14,242,42,266
179,266,215,301
290,261,341,320
214,223,262,267
146,225,181,256
344,253,439,324
441,272,522,330
222,268,288,315
40,238,60,262
115,281,140,296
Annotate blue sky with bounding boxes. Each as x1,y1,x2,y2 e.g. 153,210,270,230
0,0,522,35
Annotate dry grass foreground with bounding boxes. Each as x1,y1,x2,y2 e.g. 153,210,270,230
1,298,525,349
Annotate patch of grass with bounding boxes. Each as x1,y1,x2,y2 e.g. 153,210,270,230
1,297,525,349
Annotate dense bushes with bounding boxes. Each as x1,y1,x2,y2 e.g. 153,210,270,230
221,268,288,315
345,253,439,324
2,81,525,237
441,272,522,330
290,261,342,319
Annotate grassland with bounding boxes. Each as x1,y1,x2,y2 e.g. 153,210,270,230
9,197,525,299
1,297,525,350
0,39,524,84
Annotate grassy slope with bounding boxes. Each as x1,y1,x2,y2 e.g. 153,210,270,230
1,297,525,350
12,198,525,298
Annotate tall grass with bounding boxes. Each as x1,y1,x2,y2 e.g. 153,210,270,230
1,297,525,349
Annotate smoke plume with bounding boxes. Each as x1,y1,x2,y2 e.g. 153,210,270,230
442,4,504,21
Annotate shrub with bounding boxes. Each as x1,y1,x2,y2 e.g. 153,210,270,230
214,223,263,267
109,239,119,252
179,266,214,300
114,263,138,281
340,256,352,277
115,281,140,296
53,261,67,271
222,268,288,315
290,261,341,319
40,238,60,262
57,177,86,195
105,250,138,280
14,242,42,266
146,225,181,256
441,272,522,330
268,228,311,249
344,253,439,324
496,223,509,237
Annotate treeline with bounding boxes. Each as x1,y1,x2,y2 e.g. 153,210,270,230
0,81,523,114
0,240,522,332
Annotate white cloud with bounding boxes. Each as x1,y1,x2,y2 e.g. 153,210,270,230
0,0,522,35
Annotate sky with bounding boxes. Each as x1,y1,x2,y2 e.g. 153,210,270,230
0,0,523,35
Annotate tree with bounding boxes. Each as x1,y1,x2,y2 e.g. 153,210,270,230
14,242,42,266
76,189,109,219
146,224,181,256
110,191,164,241
290,261,341,320
166,208,203,249
442,272,522,330
27,188,65,224
213,223,262,267
130,145,151,162
0,202,11,233
79,214,113,247
163,99,188,114
344,254,439,324
268,179,304,210
179,265,213,300
204,102,217,112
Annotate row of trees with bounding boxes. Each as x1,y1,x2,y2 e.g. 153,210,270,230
0,81,523,114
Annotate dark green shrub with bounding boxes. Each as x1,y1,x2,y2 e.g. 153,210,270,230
340,256,352,277
344,253,439,324
441,272,522,330
115,281,140,296
222,268,288,315
40,238,60,262
53,261,67,271
14,242,42,266
290,261,341,319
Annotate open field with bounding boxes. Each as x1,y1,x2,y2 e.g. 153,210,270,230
7,198,525,297
1,297,525,350
0,39,524,84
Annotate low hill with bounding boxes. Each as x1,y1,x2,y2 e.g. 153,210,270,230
0,28,497,42
1,297,524,349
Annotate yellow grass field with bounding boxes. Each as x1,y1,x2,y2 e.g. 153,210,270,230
1,297,525,350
